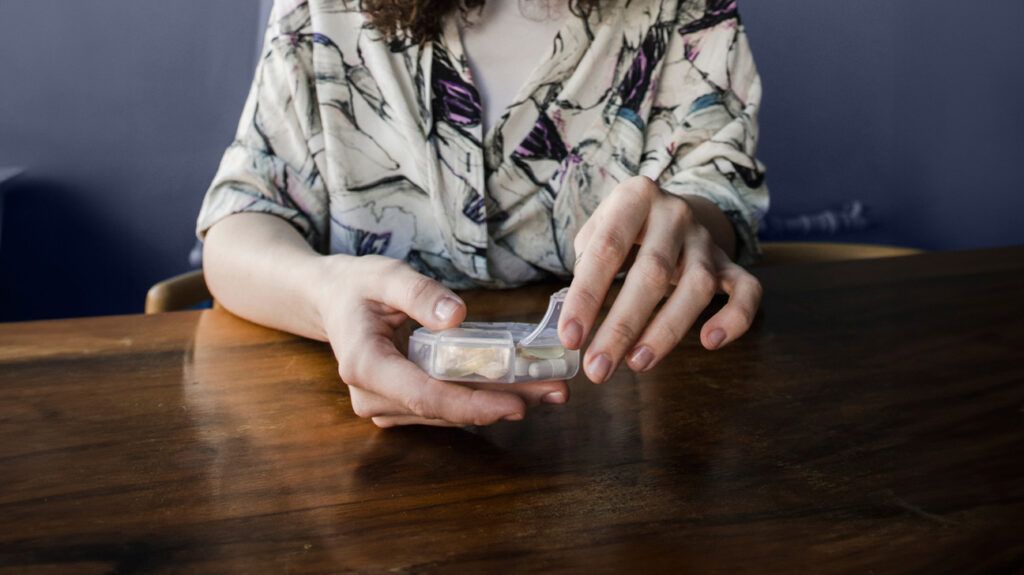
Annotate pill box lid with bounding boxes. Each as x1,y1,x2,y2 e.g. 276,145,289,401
409,288,569,349
409,322,530,347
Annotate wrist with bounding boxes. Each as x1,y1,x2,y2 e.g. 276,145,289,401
308,253,357,341
679,194,738,260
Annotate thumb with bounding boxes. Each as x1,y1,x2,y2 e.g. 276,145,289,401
374,260,466,330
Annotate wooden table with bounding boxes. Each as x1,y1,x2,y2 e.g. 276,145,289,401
2,248,1023,573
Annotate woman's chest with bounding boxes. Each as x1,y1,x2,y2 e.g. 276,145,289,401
306,1,678,200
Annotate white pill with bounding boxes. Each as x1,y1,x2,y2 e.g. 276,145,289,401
528,359,569,379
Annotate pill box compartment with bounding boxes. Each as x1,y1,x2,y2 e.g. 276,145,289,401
409,322,580,384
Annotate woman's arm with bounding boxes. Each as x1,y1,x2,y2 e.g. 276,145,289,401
203,213,570,427
559,5,766,383
204,213,335,342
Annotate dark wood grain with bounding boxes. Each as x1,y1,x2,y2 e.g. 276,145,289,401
1,247,1023,574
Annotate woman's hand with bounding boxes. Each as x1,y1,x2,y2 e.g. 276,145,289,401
205,214,567,429
559,176,762,383
318,255,570,428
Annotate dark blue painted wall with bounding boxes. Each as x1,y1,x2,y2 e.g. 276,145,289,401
1,1,1022,320
0,1,264,320
742,0,1024,249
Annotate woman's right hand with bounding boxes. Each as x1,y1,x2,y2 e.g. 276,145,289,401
317,255,570,428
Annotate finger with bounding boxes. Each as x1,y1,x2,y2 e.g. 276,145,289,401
372,416,464,428
625,232,719,372
572,212,598,271
350,376,568,420
560,176,657,351
369,259,466,330
700,257,762,351
341,336,527,425
468,379,570,407
585,207,686,383
348,385,412,419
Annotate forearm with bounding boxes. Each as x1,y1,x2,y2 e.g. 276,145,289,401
680,195,738,261
203,213,341,342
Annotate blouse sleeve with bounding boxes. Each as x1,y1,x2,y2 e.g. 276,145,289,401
196,10,328,251
640,5,769,266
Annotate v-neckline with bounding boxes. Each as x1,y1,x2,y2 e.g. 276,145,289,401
423,6,604,283
439,7,592,153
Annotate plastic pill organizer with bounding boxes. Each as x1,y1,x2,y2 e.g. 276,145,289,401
409,288,580,384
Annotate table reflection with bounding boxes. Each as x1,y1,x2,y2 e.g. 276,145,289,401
178,306,757,568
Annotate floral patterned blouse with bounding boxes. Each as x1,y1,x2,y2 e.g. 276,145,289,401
197,0,769,288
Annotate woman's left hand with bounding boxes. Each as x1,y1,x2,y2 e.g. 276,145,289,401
559,176,763,383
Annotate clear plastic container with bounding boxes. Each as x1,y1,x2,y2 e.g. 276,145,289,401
408,288,580,384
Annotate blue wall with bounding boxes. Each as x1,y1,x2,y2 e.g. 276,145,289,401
0,1,264,320
742,0,1024,249
1,1,1022,320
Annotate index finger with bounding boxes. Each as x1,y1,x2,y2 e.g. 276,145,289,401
560,181,653,350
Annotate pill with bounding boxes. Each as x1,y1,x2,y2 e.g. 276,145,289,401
515,357,532,377
527,359,569,379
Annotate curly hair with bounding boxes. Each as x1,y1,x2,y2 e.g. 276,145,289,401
362,0,600,43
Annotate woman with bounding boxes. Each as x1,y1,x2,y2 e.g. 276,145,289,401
197,0,769,427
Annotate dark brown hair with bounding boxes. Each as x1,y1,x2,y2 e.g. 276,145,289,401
362,0,600,43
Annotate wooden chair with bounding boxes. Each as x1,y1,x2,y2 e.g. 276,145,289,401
145,270,212,314
757,242,922,267
144,242,923,313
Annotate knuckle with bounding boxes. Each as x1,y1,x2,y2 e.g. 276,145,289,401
405,274,436,307
606,320,639,347
466,389,493,426
665,210,690,232
690,225,712,245
689,266,718,300
633,252,675,293
621,176,658,199
656,321,685,347
404,391,437,421
404,393,425,417
667,197,695,225
589,231,629,265
337,338,385,387
350,397,375,419
337,359,357,385
731,305,756,328
573,286,603,316
342,344,374,384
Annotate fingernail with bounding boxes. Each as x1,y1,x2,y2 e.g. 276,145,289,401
708,328,727,349
562,319,583,349
541,391,566,405
628,346,655,372
503,413,524,422
433,296,463,322
586,353,612,384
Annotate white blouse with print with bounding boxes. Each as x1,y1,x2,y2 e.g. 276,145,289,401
197,0,769,288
